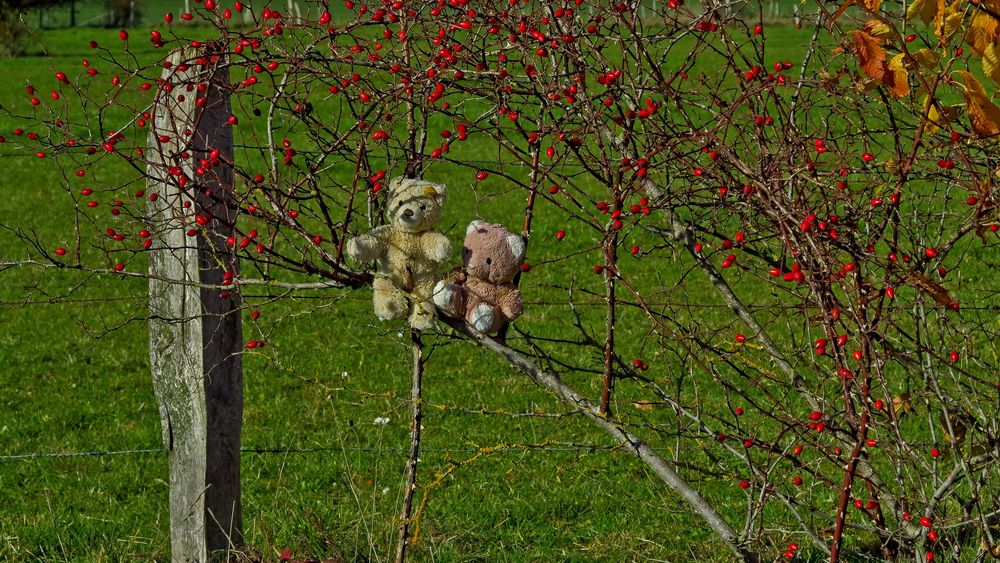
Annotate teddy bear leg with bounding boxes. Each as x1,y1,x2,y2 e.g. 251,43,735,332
409,300,437,331
469,302,496,333
372,276,407,320
408,277,438,330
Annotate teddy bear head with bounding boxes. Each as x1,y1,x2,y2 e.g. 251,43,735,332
462,220,525,284
385,177,447,233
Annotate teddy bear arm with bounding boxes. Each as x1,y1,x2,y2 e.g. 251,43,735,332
421,231,452,263
346,226,390,264
499,289,523,321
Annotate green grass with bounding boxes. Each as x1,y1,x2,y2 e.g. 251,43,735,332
1,14,998,563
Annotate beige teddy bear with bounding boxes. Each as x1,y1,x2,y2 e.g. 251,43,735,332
346,177,451,330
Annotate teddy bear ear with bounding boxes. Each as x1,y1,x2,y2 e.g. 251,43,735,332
423,182,447,202
388,176,406,194
466,219,486,235
506,234,526,261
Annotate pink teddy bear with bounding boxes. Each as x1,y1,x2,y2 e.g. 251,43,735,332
433,220,525,333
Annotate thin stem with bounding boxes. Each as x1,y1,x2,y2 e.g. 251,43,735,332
395,329,424,563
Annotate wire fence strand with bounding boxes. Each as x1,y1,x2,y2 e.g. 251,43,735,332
0,442,626,463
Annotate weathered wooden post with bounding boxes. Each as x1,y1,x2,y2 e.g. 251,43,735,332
146,46,243,561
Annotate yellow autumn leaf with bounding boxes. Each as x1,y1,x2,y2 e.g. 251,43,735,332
907,0,936,23
851,29,886,80
985,42,1000,83
912,48,940,69
934,0,965,43
923,96,956,135
886,53,910,97
892,393,912,416
966,9,1000,56
960,70,1000,137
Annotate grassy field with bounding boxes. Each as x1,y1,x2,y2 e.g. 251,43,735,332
0,12,990,563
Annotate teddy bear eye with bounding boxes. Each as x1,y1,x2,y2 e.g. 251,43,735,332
419,204,426,210
485,258,492,265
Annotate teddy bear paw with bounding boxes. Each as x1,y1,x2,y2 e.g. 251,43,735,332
346,236,373,263
470,303,495,333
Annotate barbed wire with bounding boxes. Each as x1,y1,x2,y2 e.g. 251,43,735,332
0,442,626,463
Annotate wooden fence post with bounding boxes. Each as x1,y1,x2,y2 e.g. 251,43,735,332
146,46,243,562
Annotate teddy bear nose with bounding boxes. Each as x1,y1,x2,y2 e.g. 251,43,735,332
403,208,414,217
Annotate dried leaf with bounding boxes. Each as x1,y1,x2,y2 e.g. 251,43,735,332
851,30,887,80
856,77,882,92
899,269,953,306
907,0,936,23
979,178,995,202
892,393,912,416
939,411,967,444
861,0,881,11
631,401,654,411
934,0,965,43
886,53,910,97
987,541,1000,559
985,41,1000,83
864,19,893,39
960,70,1000,137
966,7,1000,56
912,48,940,69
